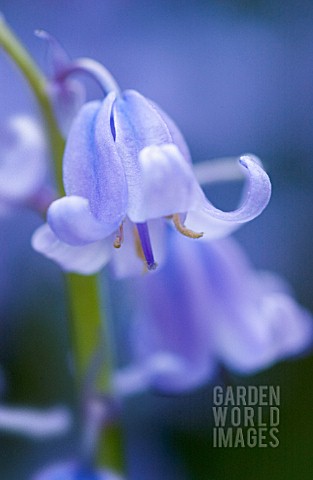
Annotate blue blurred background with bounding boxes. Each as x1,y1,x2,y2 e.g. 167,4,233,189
1,1,313,478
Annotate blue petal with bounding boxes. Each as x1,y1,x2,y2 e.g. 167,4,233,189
0,115,47,204
219,292,313,373
126,144,200,222
32,223,112,275
197,237,313,373
113,89,173,215
148,99,192,164
121,231,217,393
118,229,312,394
63,92,127,225
48,196,118,245
185,154,272,239
114,89,173,149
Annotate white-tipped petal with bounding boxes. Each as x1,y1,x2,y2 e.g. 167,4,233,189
32,223,111,275
47,196,118,246
128,144,200,223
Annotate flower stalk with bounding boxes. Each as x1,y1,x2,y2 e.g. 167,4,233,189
0,15,64,192
0,16,123,473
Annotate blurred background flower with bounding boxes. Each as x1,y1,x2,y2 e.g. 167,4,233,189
1,1,313,479
114,232,312,396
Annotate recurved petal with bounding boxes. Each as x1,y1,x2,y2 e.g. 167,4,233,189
185,154,272,240
32,223,111,275
127,144,200,223
35,30,71,75
47,196,119,246
63,93,127,225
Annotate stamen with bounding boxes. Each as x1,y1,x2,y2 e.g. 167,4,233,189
113,224,124,249
133,228,148,274
172,213,203,239
135,223,157,271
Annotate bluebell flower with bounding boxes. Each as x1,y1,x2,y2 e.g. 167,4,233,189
114,231,313,395
33,461,124,480
0,115,53,214
32,74,271,274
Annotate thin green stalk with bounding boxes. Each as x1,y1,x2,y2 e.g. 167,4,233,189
0,15,64,193
0,16,124,473
66,273,112,387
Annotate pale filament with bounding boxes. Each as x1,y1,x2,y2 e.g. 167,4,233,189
172,213,203,239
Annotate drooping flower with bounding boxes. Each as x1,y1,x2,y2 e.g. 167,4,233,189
32,56,271,275
33,461,124,480
0,115,53,214
114,230,313,395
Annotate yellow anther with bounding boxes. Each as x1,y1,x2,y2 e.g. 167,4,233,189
113,224,124,249
172,213,203,239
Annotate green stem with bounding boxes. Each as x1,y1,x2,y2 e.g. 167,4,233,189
67,274,124,472
66,274,111,387
0,15,64,193
0,16,123,473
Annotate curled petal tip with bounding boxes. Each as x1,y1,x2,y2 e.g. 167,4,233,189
239,157,248,169
239,153,263,169
185,153,271,240
238,153,272,215
34,29,70,75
